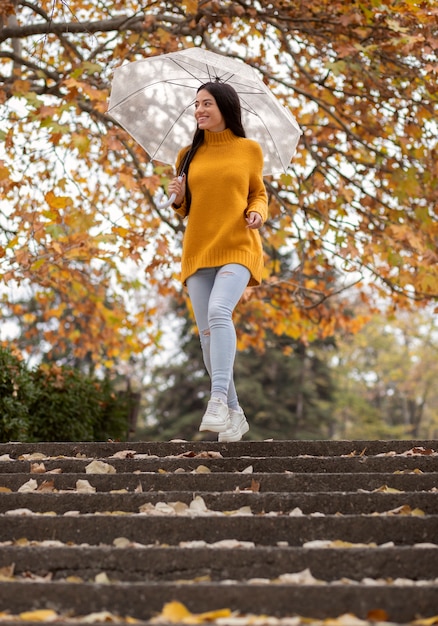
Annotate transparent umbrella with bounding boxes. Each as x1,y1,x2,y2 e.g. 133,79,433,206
108,47,302,204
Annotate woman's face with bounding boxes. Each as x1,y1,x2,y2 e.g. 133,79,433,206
194,89,226,132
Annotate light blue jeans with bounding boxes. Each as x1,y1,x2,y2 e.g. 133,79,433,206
186,263,250,410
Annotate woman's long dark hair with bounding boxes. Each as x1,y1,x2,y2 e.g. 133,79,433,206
177,81,246,214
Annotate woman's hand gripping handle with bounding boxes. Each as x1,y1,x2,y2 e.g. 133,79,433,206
156,174,186,209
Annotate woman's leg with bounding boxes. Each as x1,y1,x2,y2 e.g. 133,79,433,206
206,264,250,403
186,266,216,380
186,264,249,409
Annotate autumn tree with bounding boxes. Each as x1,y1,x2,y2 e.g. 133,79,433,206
331,308,438,439
0,0,437,368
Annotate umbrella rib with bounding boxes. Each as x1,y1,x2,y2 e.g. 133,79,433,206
108,78,199,111
238,94,289,171
150,102,195,160
170,57,235,85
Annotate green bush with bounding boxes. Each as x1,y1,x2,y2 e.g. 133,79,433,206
28,364,103,441
0,346,35,441
0,346,136,442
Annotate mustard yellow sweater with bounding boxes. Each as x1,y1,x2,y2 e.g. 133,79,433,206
173,128,268,287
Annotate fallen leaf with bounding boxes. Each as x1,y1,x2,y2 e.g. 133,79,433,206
195,607,232,622
289,507,304,517
19,453,47,461
241,465,253,474
384,505,425,516
76,479,96,493
406,446,436,456
373,485,403,493
250,479,261,492
95,572,111,584
153,601,192,623
19,609,58,621
211,539,255,549
14,538,29,546
36,479,55,492
65,575,84,583
276,568,319,584
110,449,137,459
225,506,253,516
81,611,121,622
0,454,13,461
22,571,52,582
413,616,438,625
324,615,369,625
302,539,379,549
5,508,35,516
367,608,389,621
189,496,209,514
0,487,12,493
17,479,38,493
152,601,232,624
0,564,14,580
177,450,223,459
31,462,46,473
85,460,116,474
193,465,211,474
113,537,132,548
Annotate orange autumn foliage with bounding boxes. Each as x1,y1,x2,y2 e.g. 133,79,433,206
0,0,437,365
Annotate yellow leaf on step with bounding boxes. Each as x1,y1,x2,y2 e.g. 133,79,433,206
65,576,84,583
386,504,425,516
413,616,438,625
19,609,58,621
193,465,211,474
157,601,192,622
196,607,233,621
373,485,403,493
155,601,232,624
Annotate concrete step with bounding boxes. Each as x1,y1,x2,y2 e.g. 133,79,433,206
1,455,438,473
1,439,436,457
0,513,436,546
1,545,437,582
1,471,438,493
1,490,437,514
0,580,437,622
0,440,437,625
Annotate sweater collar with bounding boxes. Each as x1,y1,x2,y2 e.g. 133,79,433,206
204,128,237,145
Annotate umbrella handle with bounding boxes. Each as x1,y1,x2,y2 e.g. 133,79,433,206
156,174,184,210
156,193,176,210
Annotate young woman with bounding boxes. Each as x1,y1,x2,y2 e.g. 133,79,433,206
168,81,268,442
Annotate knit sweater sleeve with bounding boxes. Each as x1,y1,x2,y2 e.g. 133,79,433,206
246,141,268,223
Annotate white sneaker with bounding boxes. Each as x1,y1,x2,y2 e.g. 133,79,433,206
218,407,249,442
199,398,231,433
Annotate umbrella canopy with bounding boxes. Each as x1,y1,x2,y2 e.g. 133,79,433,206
108,47,302,175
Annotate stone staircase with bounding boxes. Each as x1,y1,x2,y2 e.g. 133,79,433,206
0,439,437,625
